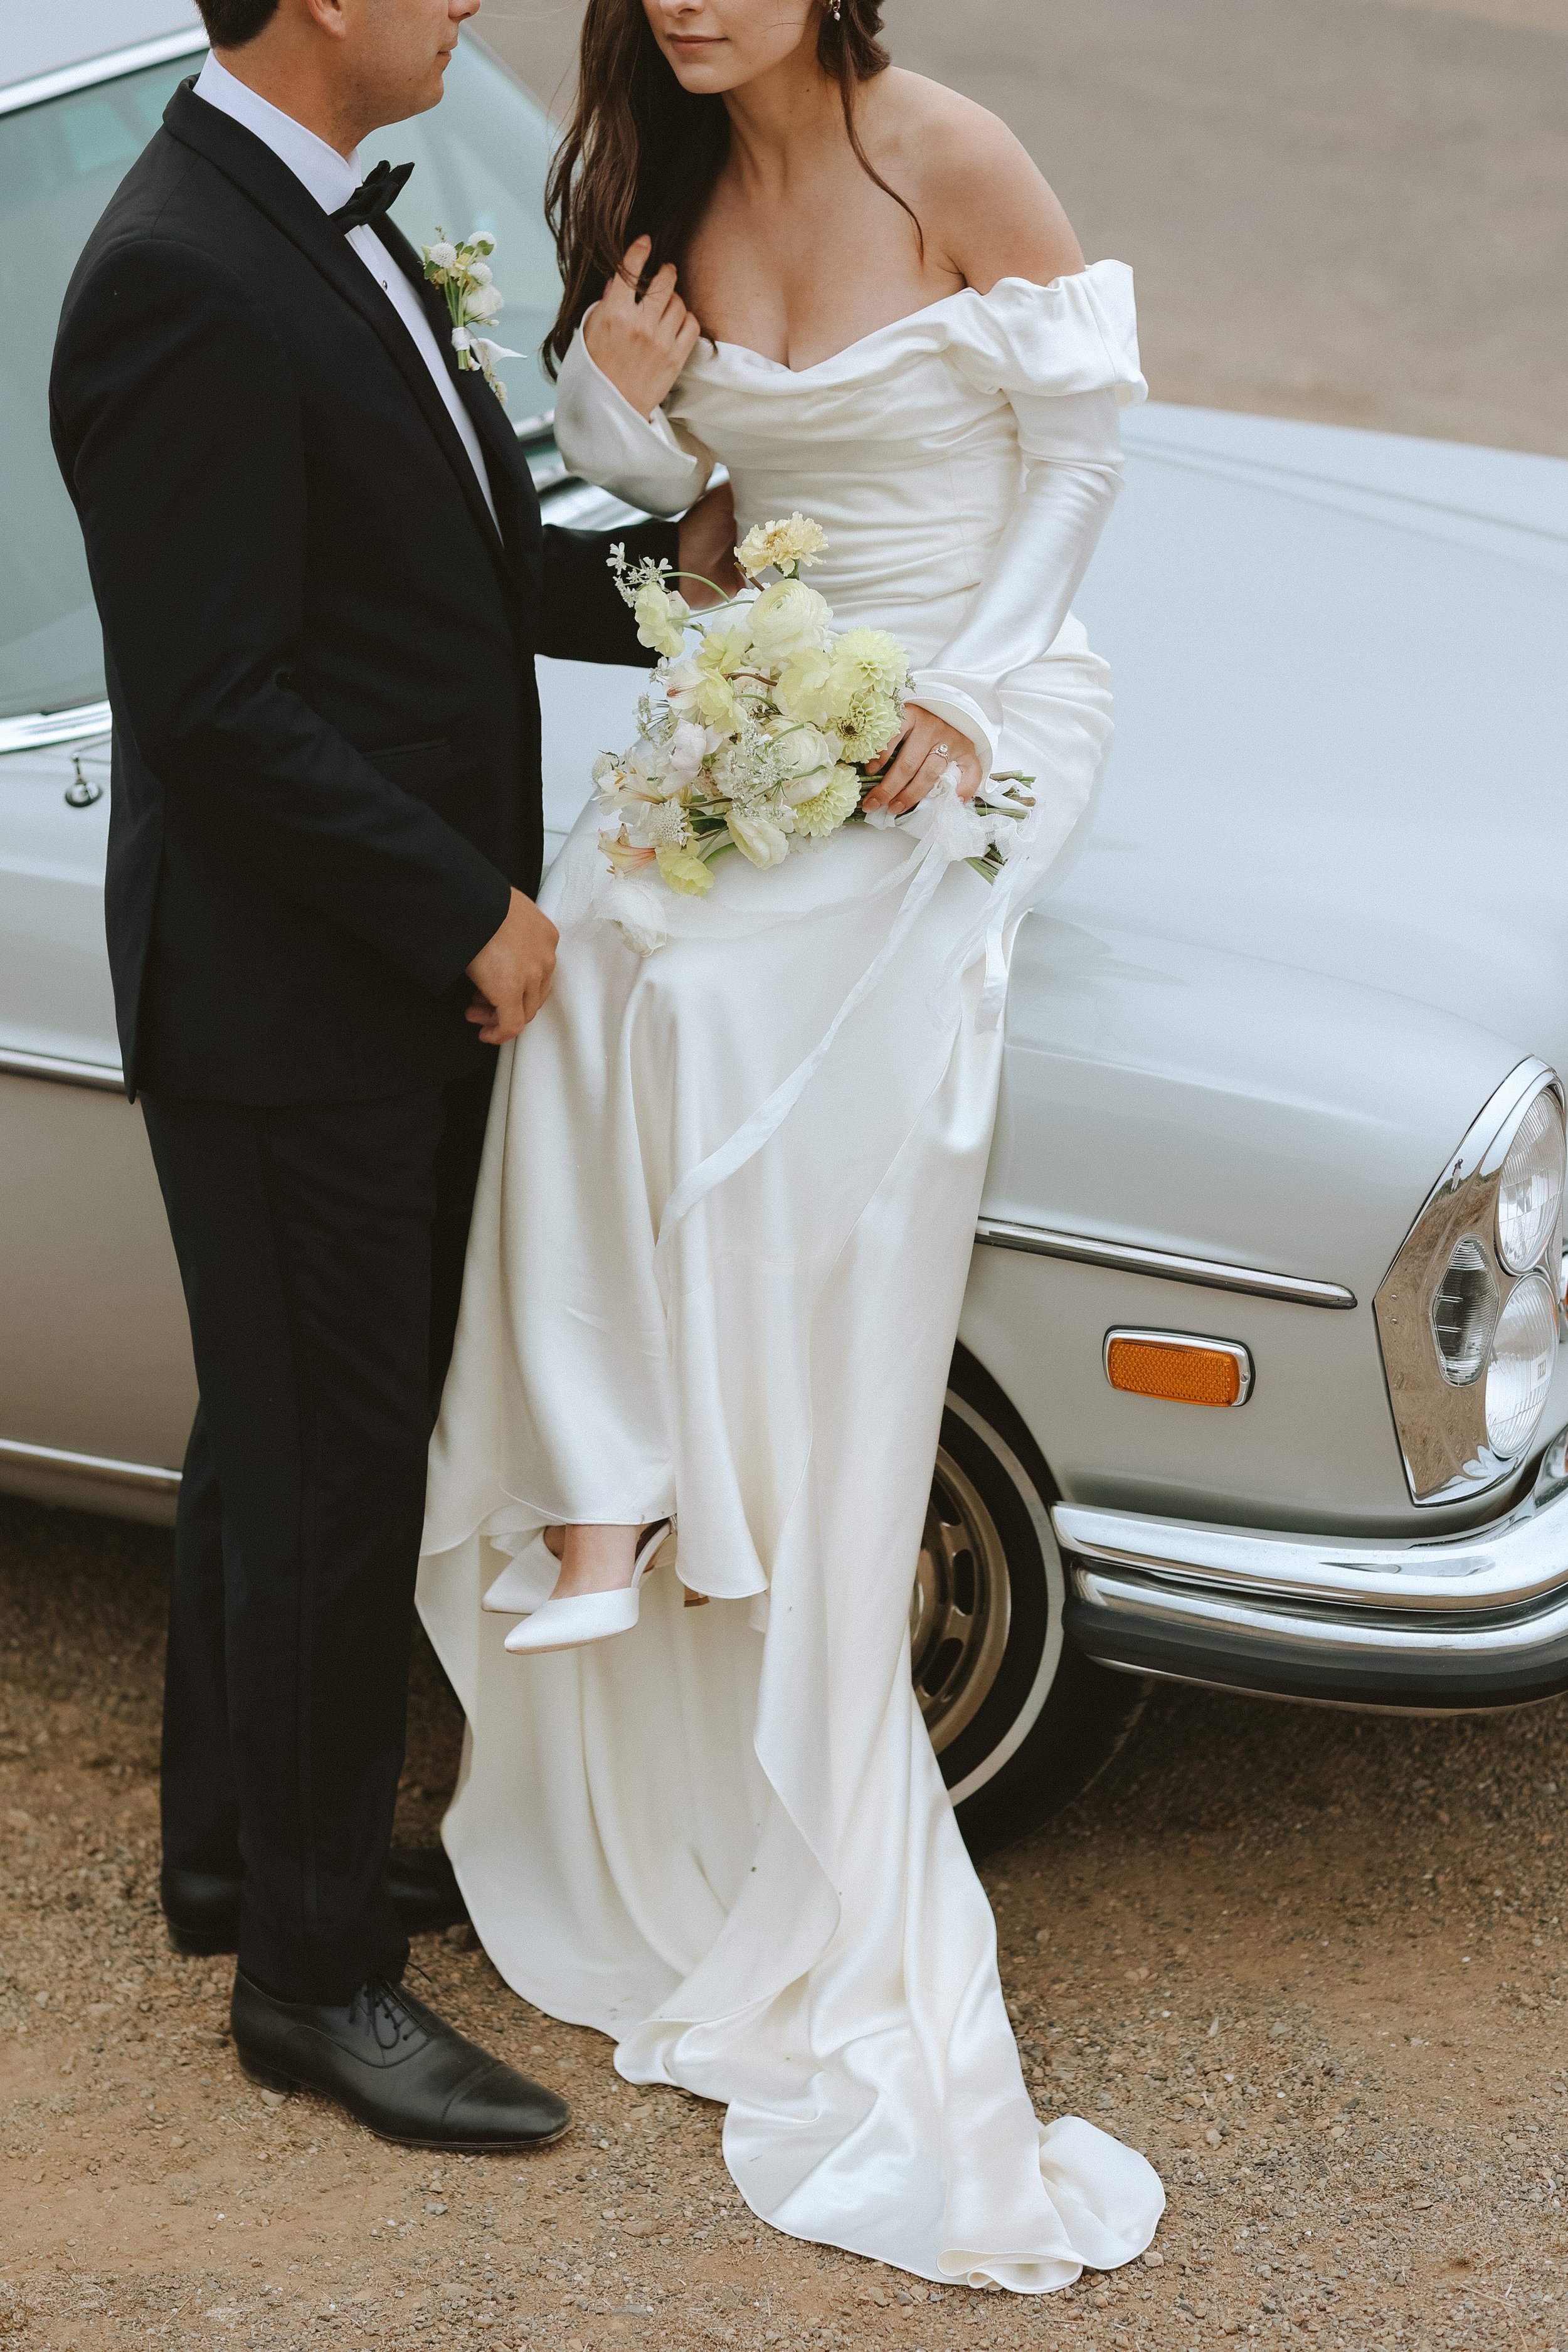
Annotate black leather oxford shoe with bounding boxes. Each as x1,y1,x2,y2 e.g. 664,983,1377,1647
231,1969,571,2151
162,1848,469,1957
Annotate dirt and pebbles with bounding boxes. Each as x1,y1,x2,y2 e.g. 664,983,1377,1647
1,1494,1565,2351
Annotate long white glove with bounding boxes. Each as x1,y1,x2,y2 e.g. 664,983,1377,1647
908,387,1125,787
553,314,714,518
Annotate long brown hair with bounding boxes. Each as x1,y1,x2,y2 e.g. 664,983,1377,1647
542,0,919,378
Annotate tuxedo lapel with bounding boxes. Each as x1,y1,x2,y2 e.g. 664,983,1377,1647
163,82,510,573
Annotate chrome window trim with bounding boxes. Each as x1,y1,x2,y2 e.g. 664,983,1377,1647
0,31,207,120
0,1433,179,1495
0,1047,124,1093
973,1217,1356,1309
0,704,113,756
1374,1057,1564,1506
1103,1327,1254,1406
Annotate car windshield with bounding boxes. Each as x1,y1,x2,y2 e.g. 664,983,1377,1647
0,36,562,724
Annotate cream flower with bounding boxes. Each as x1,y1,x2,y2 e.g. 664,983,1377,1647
790,764,862,839
744,580,833,665
605,877,668,956
728,810,792,868
598,828,657,877
633,580,691,659
836,687,903,765
734,512,829,580
662,719,712,788
655,842,716,896
828,627,909,697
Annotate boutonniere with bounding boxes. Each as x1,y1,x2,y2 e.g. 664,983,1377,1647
421,228,522,405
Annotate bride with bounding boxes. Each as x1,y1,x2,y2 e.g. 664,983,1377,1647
418,0,1162,2292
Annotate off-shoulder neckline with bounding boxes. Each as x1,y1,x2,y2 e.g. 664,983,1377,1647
704,263,1114,380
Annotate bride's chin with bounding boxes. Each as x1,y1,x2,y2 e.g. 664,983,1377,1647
662,57,742,94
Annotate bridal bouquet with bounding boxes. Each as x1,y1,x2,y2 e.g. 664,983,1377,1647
593,515,1034,953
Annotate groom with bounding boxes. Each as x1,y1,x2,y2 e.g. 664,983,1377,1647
50,0,724,2148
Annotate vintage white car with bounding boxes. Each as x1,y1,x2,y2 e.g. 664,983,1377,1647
6,1,1567,1850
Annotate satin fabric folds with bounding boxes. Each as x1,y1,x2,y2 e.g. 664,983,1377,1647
418,265,1164,2288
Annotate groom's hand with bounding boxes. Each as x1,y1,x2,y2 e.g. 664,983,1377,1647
679,480,743,608
465,889,558,1043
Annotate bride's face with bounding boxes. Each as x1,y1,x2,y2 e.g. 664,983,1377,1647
640,0,822,93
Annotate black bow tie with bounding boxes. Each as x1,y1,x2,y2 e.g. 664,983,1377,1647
329,159,414,234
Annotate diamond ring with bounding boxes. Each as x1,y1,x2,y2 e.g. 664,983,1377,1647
935,743,950,757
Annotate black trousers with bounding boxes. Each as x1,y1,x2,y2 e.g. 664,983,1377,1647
140,1065,493,2003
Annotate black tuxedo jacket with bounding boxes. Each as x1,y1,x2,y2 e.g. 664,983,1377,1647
50,82,674,1104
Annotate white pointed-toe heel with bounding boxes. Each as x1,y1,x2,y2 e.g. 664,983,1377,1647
503,1520,673,1656
481,1529,561,1618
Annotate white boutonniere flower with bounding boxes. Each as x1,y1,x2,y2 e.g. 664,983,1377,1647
421,226,522,405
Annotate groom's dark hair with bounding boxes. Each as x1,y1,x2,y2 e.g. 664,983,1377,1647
195,0,281,46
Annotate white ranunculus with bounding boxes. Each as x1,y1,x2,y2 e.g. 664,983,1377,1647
744,580,832,665
728,810,792,868
466,283,504,323
606,877,669,955
771,725,837,802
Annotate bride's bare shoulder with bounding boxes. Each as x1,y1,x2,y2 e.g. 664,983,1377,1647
870,68,1084,292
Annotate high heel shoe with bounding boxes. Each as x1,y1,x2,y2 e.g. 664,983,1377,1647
480,1529,561,1619
503,1520,673,1656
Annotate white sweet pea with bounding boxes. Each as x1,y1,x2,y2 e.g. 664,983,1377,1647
664,719,712,787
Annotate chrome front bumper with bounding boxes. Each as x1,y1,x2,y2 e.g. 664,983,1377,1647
1056,1428,1568,1711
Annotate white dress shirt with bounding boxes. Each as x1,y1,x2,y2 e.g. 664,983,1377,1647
193,53,500,530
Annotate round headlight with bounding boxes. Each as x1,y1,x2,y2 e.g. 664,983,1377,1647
1484,1271,1558,1458
1429,1236,1497,1385
1497,1088,1565,1273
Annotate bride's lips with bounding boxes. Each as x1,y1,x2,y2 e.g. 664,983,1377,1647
667,33,727,51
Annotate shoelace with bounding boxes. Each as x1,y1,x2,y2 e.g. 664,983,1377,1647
352,1978,421,2055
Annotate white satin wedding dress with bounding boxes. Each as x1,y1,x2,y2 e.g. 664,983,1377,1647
417,263,1164,2290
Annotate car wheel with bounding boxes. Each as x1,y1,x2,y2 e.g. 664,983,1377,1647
913,1344,1148,1857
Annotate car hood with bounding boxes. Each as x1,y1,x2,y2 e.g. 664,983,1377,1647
1067,402,1568,1071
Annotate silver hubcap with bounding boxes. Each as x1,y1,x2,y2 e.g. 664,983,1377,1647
909,1444,1012,1754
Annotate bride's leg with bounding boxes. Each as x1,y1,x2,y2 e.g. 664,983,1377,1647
541,1523,640,1598
541,1523,704,1605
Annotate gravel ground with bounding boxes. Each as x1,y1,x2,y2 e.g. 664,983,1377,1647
3,1495,1565,2349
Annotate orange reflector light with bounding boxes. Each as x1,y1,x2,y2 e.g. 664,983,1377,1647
1105,1332,1249,1408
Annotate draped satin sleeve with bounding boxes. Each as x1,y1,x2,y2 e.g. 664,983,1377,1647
907,267,1146,785
554,306,718,518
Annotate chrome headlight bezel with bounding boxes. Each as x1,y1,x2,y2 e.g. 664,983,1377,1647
1375,1059,1565,1507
